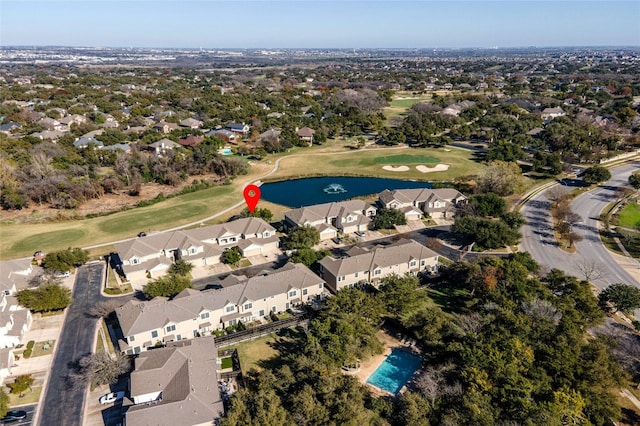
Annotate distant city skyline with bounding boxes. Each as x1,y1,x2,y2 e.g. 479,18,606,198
1,1,639,49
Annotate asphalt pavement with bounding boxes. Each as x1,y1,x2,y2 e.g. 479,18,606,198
520,162,640,292
37,263,108,426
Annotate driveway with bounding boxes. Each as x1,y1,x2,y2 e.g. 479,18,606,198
37,263,108,426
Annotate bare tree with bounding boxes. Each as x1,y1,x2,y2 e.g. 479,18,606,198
86,300,123,318
522,298,562,325
426,237,443,252
575,256,608,282
68,352,131,390
546,185,570,208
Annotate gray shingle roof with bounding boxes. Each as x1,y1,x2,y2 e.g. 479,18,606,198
126,336,224,425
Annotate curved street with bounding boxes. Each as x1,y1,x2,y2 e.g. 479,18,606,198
520,161,639,292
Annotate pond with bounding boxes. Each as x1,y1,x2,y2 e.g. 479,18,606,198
260,176,433,208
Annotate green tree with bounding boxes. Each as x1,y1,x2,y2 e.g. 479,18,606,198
470,193,507,217
289,248,329,267
168,259,194,277
142,274,192,299
378,274,427,318
486,139,524,162
283,225,320,250
42,247,89,272
582,166,611,184
221,246,243,266
628,171,640,189
598,283,640,315
7,374,34,397
372,208,407,230
240,207,273,222
17,284,72,313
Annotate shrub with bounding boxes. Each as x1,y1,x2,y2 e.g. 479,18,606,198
26,341,35,350
23,349,32,358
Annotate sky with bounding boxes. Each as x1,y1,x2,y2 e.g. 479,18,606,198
1,1,639,49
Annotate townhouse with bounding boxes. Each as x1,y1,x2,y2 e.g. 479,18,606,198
114,217,279,282
318,238,439,292
115,263,325,354
284,200,377,241
125,336,224,426
0,260,33,347
378,188,467,220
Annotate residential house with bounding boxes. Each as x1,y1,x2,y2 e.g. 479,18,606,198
205,129,237,144
59,114,87,128
225,123,250,137
149,138,180,156
179,118,203,129
125,337,224,426
318,238,439,292
31,130,66,142
296,127,315,146
36,117,64,131
153,121,179,134
541,107,566,120
115,263,325,353
378,188,467,219
73,137,104,149
0,121,22,134
178,135,204,148
114,217,278,282
284,200,377,241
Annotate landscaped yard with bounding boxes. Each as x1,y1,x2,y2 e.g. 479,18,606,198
6,386,41,406
224,334,281,372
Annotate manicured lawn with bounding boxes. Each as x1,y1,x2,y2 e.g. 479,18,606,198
7,386,41,406
11,229,87,254
270,146,484,182
224,334,280,372
221,357,233,369
389,98,427,109
618,202,640,229
372,154,440,165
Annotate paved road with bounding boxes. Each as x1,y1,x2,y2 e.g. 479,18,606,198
37,263,107,426
520,162,640,291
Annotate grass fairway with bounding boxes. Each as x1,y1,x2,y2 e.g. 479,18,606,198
270,146,483,182
618,202,640,229
372,154,440,165
11,229,86,254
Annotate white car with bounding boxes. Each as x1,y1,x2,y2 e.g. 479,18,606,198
54,271,71,278
99,391,125,405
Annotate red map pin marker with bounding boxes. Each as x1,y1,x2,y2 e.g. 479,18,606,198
243,184,261,214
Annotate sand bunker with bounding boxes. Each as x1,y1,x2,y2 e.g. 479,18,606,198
382,165,410,172
416,164,450,173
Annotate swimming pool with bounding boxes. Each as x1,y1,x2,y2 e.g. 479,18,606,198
219,148,233,155
366,348,422,395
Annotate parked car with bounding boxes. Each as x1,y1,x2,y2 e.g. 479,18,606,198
1,410,27,422
99,391,125,405
355,231,366,237
53,270,71,278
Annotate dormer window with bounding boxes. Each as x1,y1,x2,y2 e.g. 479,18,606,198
189,247,197,255
264,231,270,237
225,305,235,313
131,257,140,265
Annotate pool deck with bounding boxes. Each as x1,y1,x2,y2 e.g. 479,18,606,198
346,328,421,397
